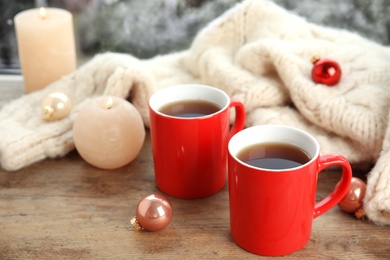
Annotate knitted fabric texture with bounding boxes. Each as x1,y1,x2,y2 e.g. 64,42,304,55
1,0,390,225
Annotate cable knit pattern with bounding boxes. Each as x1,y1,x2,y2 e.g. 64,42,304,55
1,0,390,225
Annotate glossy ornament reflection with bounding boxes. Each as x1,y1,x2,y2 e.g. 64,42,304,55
338,177,366,213
131,194,173,232
311,56,341,86
41,92,72,121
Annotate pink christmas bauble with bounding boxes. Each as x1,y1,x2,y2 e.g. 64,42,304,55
338,177,366,213
136,194,173,232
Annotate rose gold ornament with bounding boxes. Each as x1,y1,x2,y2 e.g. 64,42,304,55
41,92,72,121
131,194,173,232
338,177,366,213
311,56,341,86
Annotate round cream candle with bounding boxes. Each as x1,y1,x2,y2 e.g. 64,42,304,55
73,96,146,170
14,7,76,93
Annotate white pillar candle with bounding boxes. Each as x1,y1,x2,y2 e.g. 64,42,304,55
14,7,77,93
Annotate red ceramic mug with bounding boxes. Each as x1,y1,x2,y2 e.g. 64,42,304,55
149,84,246,199
228,125,352,256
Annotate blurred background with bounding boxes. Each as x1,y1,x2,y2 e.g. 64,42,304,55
1,0,390,74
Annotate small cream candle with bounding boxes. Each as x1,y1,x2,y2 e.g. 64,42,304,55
73,96,146,170
14,7,76,93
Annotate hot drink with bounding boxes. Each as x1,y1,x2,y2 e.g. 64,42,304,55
159,100,220,118
237,142,311,170
228,124,352,256
149,84,246,199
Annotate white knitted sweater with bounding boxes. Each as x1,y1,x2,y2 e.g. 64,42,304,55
1,0,390,225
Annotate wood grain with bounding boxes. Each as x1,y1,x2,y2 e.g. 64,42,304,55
1,79,390,259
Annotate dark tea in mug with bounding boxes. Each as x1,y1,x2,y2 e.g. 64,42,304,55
159,100,221,118
237,142,311,170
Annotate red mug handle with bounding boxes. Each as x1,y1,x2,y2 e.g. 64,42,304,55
313,154,352,218
228,98,246,139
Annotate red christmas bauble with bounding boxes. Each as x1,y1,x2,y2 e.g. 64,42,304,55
311,56,341,86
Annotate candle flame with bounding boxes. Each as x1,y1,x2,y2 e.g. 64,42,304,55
106,97,114,109
39,7,47,19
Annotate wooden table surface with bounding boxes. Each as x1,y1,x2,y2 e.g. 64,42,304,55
1,78,390,259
